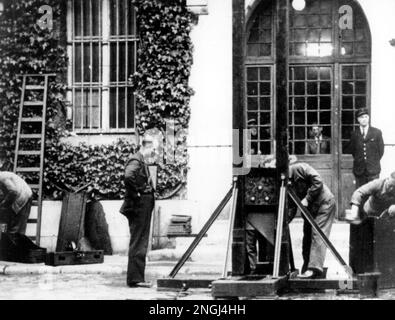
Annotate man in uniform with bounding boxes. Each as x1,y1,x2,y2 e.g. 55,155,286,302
347,108,384,188
120,137,155,288
289,161,336,279
0,172,32,235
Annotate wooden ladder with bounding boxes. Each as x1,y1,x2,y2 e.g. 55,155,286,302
13,74,55,245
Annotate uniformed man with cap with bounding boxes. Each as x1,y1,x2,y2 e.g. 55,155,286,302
346,108,384,188
120,136,155,288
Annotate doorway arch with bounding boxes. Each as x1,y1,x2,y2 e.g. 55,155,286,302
245,0,372,217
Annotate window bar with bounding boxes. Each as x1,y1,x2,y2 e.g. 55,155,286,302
116,0,120,130
89,0,93,131
125,0,129,129
80,0,84,130
133,38,137,130
72,0,76,131
99,1,102,129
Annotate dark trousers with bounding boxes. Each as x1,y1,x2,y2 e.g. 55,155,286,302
0,198,32,235
302,198,336,273
246,229,259,273
127,194,154,285
350,173,379,273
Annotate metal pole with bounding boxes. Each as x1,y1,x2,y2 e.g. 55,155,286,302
288,187,354,278
222,178,239,278
169,187,233,278
273,175,286,278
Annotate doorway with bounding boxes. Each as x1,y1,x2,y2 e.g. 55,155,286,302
245,0,372,216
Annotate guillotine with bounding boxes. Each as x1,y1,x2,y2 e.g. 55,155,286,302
157,0,379,298
211,0,362,298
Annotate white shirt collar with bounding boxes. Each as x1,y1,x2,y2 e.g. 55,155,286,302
360,125,369,135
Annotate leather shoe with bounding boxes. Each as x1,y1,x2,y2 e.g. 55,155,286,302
127,281,152,288
298,268,323,279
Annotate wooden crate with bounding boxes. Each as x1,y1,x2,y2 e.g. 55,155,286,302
350,217,395,289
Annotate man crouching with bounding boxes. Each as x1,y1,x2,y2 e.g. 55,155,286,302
0,172,32,235
345,172,395,224
289,160,336,279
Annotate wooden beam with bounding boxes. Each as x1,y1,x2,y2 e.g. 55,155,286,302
157,278,214,291
275,0,291,276
232,0,247,276
212,276,288,298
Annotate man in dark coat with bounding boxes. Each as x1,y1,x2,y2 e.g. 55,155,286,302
289,162,336,279
120,138,155,288
347,108,384,188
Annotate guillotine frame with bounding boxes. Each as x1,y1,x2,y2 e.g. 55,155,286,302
157,0,376,297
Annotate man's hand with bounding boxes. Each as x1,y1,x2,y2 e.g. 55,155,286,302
301,198,309,207
350,204,359,216
388,205,395,218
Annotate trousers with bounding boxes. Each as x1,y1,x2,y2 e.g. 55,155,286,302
302,198,336,273
0,198,32,235
127,194,154,285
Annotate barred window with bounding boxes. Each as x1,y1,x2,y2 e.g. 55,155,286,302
69,0,138,132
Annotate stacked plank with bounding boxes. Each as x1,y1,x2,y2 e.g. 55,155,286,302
167,215,192,236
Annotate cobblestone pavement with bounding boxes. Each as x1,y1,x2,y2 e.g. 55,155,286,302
1,273,395,300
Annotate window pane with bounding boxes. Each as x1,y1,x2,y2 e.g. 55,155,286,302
307,97,318,110
307,83,318,95
248,98,258,111
260,97,271,110
110,88,117,128
260,67,271,81
74,0,82,37
110,43,117,82
247,83,258,96
83,0,91,36
74,90,100,129
92,43,100,82
128,5,137,36
110,0,117,35
247,68,258,81
307,67,319,80
118,87,126,128
259,82,271,95
127,89,135,128
92,0,100,36
118,0,126,35
260,113,270,125
119,42,126,81
83,44,91,82
74,44,82,83
246,0,273,57
320,96,331,110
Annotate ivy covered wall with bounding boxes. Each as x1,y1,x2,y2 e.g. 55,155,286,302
0,0,195,200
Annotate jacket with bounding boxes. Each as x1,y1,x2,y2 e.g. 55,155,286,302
0,172,32,214
307,136,330,155
350,178,395,216
347,126,384,176
289,163,334,207
120,152,153,217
